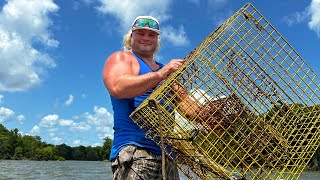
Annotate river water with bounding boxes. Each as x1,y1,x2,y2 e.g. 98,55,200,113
0,160,319,180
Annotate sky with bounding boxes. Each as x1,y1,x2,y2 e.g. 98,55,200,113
0,0,319,147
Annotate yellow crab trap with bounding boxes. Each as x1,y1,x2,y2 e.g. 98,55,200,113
130,3,320,180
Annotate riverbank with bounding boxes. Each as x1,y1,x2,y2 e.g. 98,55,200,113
1,160,319,180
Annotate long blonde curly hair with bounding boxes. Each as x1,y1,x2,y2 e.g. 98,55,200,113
123,30,161,55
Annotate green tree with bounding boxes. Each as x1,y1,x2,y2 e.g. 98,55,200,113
0,124,9,134
0,135,10,159
13,146,23,160
35,145,59,161
94,146,103,161
7,128,22,157
21,135,43,159
56,143,72,160
72,145,86,160
101,137,112,161
85,146,101,161
308,147,320,171
0,124,11,159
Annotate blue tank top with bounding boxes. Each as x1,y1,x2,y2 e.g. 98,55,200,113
109,53,164,160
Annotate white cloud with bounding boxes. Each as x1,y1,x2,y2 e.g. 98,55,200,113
283,10,309,26
30,106,114,145
48,127,58,132
97,127,113,139
162,25,190,47
0,107,15,123
31,125,40,134
283,0,320,37
0,106,25,124
64,94,74,106
52,136,62,144
65,106,113,140
308,0,320,37
97,0,171,33
0,0,59,92
82,106,113,136
40,114,59,127
84,106,113,126
70,122,91,132
59,119,74,126
96,0,194,47
16,114,25,124
73,139,81,146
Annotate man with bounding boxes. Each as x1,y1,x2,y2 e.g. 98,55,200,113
102,16,187,180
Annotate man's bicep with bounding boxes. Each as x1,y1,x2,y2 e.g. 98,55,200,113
103,53,133,90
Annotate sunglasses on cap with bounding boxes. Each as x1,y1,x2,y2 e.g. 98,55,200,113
132,18,160,32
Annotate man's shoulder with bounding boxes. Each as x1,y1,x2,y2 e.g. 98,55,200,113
108,51,135,62
110,51,132,57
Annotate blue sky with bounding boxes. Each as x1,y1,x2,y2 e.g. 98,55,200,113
0,0,319,147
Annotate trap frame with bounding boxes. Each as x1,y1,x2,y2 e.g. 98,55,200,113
130,3,320,180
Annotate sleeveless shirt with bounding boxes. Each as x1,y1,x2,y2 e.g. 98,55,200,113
109,52,164,160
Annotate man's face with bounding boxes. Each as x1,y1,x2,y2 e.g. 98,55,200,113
131,29,159,56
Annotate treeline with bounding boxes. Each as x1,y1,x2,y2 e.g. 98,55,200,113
0,124,112,161
0,121,319,170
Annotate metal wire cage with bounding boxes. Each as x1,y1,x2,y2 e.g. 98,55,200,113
130,3,320,180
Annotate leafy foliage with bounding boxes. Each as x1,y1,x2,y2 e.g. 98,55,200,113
0,124,113,161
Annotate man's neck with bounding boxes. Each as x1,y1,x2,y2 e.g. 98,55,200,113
132,51,159,71
132,51,154,63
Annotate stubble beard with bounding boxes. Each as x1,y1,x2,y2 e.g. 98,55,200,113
134,43,156,58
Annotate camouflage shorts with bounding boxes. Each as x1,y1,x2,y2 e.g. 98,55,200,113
111,145,180,180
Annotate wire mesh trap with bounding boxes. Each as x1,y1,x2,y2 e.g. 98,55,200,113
130,3,320,180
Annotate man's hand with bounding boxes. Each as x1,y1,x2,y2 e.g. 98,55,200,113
157,59,185,79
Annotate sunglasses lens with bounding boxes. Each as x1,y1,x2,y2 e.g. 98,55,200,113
133,18,159,30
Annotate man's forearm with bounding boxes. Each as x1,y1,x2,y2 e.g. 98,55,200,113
111,71,163,99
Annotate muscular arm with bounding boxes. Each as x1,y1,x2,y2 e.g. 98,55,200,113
102,52,161,98
102,51,184,99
